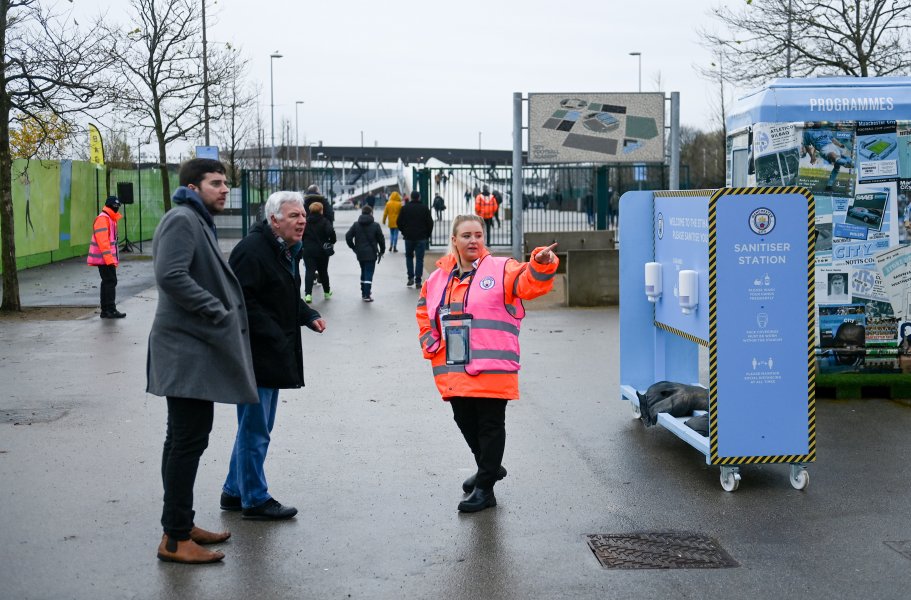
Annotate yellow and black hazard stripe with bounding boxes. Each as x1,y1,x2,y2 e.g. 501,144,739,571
654,320,709,347
653,189,716,198
707,186,817,465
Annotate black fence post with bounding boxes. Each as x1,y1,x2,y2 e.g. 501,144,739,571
241,170,249,238
595,165,608,230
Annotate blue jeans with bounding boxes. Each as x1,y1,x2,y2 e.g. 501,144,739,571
223,387,279,509
360,260,376,298
405,239,427,283
389,228,399,249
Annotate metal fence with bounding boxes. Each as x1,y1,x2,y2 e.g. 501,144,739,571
235,163,684,245
418,164,676,247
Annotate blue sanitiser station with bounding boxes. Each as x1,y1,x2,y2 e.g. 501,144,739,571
619,187,816,491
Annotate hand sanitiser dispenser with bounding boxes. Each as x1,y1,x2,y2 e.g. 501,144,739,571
678,270,698,314
644,262,662,302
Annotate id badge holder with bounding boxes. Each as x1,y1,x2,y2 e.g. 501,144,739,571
442,313,473,365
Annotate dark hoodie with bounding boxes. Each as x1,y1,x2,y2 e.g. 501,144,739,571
345,213,385,262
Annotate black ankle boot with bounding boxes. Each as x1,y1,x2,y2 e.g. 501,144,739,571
458,487,496,513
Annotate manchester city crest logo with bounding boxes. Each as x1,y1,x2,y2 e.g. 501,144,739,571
479,276,496,290
749,207,776,235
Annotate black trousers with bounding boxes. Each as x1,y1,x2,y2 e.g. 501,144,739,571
483,218,495,243
161,397,213,540
97,265,117,311
303,256,331,294
450,397,507,490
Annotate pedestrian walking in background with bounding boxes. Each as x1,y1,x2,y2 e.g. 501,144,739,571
382,190,403,252
432,192,446,221
491,189,503,229
147,158,258,564
416,215,559,513
464,188,472,208
302,201,337,302
397,190,433,288
346,205,386,302
87,195,125,318
303,183,334,287
474,185,497,242
221,191,326,521
609,188,620,229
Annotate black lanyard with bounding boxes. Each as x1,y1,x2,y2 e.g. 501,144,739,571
439,255,486,314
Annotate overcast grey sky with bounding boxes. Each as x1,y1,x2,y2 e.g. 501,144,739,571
79,0,743,152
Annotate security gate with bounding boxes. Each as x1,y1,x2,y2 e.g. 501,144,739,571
419,164,671,247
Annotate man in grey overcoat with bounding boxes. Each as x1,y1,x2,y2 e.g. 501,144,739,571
147,158,258,565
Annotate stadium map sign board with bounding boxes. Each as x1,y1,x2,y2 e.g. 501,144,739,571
528,93,665,164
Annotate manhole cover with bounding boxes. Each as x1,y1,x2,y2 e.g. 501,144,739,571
587,532,739,569
884,541,911,561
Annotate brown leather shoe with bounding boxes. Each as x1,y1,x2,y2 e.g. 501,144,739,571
190,525,230,545
156,534,224,564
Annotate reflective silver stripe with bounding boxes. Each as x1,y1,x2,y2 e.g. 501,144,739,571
433,365,516,376
417,297,427,307
472,350,520,361
88,252,106,258
420,332,436,347
472,319,519,336
449,302,464,312
94,227,107,233
529,265,555,281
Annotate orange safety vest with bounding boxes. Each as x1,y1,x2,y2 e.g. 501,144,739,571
475,194,498,220
416,248,558,400
87,207,122,266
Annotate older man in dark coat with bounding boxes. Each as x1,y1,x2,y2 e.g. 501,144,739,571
219,191,326,521
148,158,258,564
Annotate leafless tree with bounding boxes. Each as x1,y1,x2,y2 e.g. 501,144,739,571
702,0,911,84
212,49,255,187
0,0,113,311
104,0,232,211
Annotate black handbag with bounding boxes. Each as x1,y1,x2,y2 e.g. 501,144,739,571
317,222,335,256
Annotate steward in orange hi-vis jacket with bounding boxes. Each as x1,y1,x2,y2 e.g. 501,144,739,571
415,214,558,513
87,196,125,318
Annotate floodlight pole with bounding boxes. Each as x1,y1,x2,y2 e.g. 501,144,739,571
269,52,283,164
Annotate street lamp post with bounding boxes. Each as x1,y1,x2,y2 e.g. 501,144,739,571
629,51,642,92
478,131,482,153
295,100,304,166
269,51,283,165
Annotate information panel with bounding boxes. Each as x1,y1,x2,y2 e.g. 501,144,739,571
654,193,711,343
528,93,665,164
711,189,813,460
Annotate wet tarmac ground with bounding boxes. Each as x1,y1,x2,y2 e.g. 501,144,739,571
2,211,911,599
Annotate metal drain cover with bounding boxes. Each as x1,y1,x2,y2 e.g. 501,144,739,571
587,532,739,569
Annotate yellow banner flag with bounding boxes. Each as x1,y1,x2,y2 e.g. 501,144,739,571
88,123,105,166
